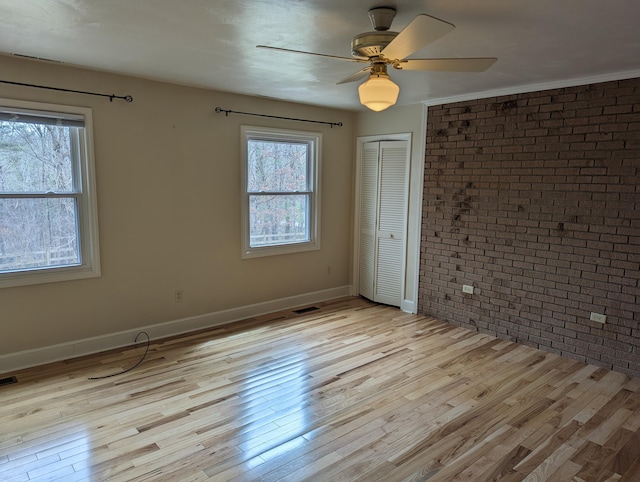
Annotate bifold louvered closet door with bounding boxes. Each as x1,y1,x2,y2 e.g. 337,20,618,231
358,140,409,307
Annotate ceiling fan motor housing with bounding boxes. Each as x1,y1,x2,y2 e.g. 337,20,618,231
351,31,397,58
352,7,398,58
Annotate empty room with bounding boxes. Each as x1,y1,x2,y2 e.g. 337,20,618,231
0,1,639,480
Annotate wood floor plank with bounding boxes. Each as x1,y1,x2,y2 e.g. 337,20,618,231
1,297,639,481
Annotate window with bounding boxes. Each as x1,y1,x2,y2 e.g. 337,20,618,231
0,99,100,288
241,126,321,258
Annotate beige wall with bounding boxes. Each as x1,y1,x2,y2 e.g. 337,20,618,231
355,103,427,312
0,55,355,355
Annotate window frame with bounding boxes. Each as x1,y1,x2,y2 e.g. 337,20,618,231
240,125,321,259
0,98,100,288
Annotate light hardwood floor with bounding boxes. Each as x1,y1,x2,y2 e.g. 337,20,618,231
1,297,639,481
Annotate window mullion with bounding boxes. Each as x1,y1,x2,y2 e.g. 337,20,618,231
0,193,80,199
247,191,312,196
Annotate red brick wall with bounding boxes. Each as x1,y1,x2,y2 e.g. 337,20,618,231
418,78,640,377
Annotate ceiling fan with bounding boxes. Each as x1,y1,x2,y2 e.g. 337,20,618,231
257,7,497,111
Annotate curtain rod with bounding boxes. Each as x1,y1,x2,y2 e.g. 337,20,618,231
0,79,133,103
215,107,342,128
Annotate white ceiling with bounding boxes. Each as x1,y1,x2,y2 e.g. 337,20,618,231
1,0,639,111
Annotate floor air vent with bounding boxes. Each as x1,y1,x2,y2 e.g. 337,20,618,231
293,306,319,315
0,376,18,386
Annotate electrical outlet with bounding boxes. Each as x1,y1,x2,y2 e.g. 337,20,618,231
462,285,474,294
590,312,606,324
175,289,184,303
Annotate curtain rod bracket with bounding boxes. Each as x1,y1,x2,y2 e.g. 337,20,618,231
215,107,230,117
215,106,342,128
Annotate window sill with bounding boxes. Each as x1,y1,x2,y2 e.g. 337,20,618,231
241,240,320,259
0,265,101,288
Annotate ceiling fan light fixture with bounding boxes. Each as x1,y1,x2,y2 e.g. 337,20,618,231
358,72,399,112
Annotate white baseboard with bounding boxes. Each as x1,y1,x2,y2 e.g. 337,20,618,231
0,285,353,374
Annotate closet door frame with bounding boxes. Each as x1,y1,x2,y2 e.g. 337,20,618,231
353,133,411,309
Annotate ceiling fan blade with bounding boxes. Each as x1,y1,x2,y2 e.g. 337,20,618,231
381,14,455,61
337,66,372,84
400,57,497,72
256,45,368,62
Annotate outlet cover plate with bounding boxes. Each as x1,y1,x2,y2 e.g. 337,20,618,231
462,285,474,294
590,312,606,324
